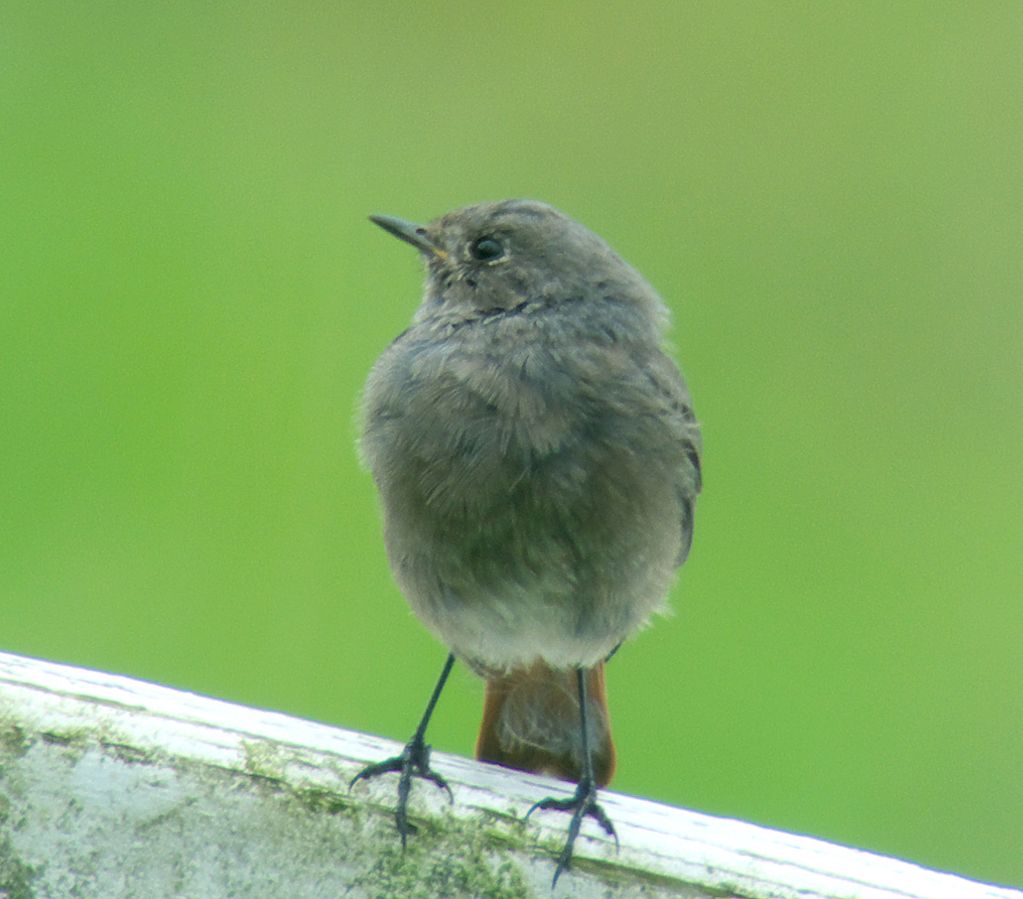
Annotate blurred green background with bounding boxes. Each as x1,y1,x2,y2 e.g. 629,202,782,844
3,0,1021,887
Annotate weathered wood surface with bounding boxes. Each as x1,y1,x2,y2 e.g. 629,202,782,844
1,651,1019,898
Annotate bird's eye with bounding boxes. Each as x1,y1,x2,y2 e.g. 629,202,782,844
469,236,505,262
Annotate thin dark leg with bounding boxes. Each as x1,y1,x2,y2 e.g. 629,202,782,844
349,652,456,846
526,667,619,888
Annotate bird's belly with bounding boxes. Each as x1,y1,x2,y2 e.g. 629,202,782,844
379,443,681,671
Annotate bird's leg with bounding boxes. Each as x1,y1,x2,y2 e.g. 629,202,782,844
349,652,456,846
526,666,620,887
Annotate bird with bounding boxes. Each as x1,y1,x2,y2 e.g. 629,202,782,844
350,199,701,886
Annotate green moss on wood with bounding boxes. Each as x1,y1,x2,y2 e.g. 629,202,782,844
0,722,31,759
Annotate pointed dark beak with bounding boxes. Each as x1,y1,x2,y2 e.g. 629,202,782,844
369,214,448,260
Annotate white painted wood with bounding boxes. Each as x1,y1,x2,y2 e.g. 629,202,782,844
0,650,1018,898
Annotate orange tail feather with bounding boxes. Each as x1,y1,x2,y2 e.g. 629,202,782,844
475,660,615,787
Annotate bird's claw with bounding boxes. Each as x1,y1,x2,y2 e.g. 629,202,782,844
527,777,619,887
349,735,453,845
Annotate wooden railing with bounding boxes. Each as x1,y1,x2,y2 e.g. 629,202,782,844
1,651,1019,899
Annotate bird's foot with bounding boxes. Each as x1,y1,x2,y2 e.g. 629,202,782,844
527,776,619,887
349,734,453,846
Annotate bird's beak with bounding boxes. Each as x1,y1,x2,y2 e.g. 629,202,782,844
369,214,448,261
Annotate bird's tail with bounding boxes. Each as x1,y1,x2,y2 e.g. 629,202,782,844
475,660,615,786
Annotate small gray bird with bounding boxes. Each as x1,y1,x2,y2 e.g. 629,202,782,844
351,199,701,885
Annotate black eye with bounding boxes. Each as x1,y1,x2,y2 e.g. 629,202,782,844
469,235,505,262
